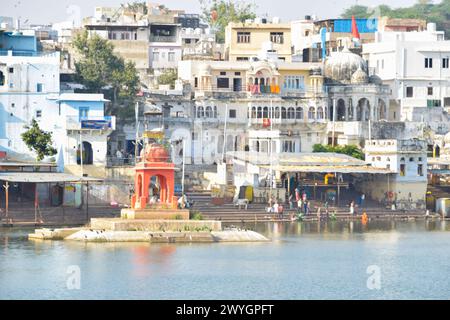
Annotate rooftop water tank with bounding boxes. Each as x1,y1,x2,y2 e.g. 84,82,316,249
427,22,436,32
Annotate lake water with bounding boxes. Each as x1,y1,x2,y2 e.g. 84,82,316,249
1,220,450,300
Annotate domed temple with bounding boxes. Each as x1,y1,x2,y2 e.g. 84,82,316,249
323,47,391,146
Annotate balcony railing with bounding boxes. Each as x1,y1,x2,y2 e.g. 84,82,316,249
149,35,178,43
66,116,116,131
0,50,58,58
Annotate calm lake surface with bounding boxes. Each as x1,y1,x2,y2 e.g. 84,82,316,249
1,220,450,300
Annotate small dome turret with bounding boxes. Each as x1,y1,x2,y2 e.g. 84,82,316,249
351,66,369,84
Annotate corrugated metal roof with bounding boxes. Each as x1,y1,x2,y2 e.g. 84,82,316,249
259,165,392,174
227,151,367,166
0,172,102,183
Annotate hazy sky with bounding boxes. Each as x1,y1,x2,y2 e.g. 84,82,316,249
5,0,422,25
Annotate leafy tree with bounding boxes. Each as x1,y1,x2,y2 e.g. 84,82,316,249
21,119,57,161
122,1,148,15
157,69,178,89
313,144,365,160
199,0,257,43
72,31,140,118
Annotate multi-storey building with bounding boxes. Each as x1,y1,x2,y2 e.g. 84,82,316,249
0,31,114,172
363,23,450,128
364,139,427,209
225,18,292,62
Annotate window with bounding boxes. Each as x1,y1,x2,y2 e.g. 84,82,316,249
428,87,433,96
217,78,229,89
443,58,449,69
234,72,241,76
282,141,294,153
317,107,324,119
220,71,226,76
427,99,441,107
236,57,249,61
308,107,315,119
425,58,433,68
79,107,89,120
153,52,159,62
229,109,236,118
418,164,423,176
0,71,4,86
406,86,413,98
270,32,284,44
168,52,175,62
194,77,198,88
296,107,303,119
400,164,406,176
237,32,250,43
185,39,191,44
35,110,42,118
8,67,13,73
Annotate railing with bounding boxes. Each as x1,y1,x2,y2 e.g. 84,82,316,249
66,116,116,131
149,35,178,42
195,84,324,98
0,50,58,58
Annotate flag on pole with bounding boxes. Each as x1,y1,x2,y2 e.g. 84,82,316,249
351,16,360,42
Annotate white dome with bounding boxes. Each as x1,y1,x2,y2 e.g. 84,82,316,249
351,66,369,84
324,48,367,84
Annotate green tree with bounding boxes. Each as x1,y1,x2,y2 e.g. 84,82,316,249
157,69,178,88
199,0,257,43
123,1,148,15
312,144,365,160
21,119,57,161
73,31,140,118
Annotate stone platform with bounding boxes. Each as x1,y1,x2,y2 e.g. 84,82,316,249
90,218,222,232
120,208,190,220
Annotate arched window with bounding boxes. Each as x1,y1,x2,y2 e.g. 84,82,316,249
281,107,287,119
198,106,204,118
275,107,280,119
251,106,257,118
205,106,212,118
308,107,315,120
287,107,295,119
317,107,324,119
257,107,263,119
263,107,269,118
296,107,303,119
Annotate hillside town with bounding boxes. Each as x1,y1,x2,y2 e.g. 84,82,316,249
1,1,450,225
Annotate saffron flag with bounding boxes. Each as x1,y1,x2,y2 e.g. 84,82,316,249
351,16,360,41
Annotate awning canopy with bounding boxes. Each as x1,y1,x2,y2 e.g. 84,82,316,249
0,172,102,183
259,165,393,174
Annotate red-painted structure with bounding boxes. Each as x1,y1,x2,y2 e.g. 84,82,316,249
131,143,176,210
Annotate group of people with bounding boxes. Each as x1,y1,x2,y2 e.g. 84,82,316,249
267,197,285,219
349,193,366,215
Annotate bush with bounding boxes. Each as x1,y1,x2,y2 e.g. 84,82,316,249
190,211,204,220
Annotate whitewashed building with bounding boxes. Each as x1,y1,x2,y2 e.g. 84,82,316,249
363,23,450,127
0,31,114,171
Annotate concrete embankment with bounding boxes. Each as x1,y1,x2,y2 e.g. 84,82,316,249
62,229,269,243
28,218,269,243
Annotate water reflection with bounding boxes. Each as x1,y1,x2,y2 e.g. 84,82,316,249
1,221,450,300
225,219,450,238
